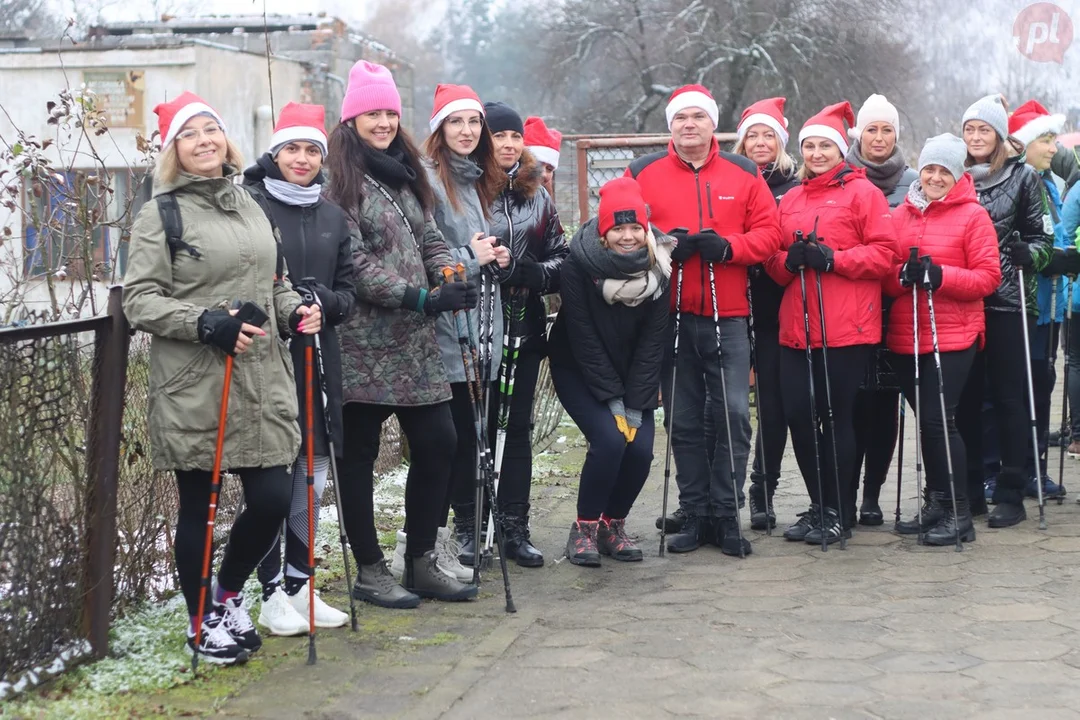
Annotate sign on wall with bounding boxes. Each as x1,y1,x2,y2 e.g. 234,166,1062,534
82,70,145,129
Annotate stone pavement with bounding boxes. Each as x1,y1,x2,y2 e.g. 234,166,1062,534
216,410,1080,719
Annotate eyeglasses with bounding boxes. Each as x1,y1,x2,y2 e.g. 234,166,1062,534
176,124,222,142
445,116,484,131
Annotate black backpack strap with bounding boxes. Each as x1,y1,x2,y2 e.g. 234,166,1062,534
239,185,286,282
155,192,201,261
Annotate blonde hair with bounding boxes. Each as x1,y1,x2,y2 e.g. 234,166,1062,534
154,138,245,185
732,135,796,176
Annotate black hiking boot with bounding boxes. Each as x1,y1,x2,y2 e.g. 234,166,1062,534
655,507,689,533
501,504,545,568
567,520,601,566
666,513,705,553
895,490,944,535
924,496,976,545
783,504,820,541
452,504,479,567
804,507,851,546
859,499,884,526
748,482,776,530
714,516,752,557
598,518,643,562
989,468,1028,528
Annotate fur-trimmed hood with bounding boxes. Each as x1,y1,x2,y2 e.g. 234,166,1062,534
501,148,544,200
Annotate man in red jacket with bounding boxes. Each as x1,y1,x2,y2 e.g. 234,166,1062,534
627,85,781,556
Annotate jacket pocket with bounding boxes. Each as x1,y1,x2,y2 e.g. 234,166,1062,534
271,336,300,420
154,345,220,432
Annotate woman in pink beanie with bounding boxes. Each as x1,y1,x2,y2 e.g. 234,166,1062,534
325,61,480,608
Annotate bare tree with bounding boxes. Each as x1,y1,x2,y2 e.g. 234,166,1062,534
0,0,64,36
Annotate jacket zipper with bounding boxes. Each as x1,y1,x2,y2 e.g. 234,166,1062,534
299,208,309,279
504,193,515,258
694,169,707,316
706,181,714,219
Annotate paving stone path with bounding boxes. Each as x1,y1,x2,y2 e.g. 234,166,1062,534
213,395,1080,719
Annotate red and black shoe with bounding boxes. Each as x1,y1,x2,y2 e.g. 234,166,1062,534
598,518,643,562
566,520,601,567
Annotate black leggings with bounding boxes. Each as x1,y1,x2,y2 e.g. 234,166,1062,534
891,346,976,499
780,344,872,517
175,466,292,617
852,388,900,505
337,401,456,565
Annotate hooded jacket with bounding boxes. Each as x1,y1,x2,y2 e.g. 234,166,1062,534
766,163,897,349
626,137,781,318
122,167,303,471
884,174,1002,354
490,149,569,346
243,155,357,455
1034,172,1068,325
548,218,671,411
970,141,1054,314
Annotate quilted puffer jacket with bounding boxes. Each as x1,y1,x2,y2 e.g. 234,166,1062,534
883,174,1002,354
766,163,897,350
971,145,1054,314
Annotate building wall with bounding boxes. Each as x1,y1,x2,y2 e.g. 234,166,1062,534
0,43,307,319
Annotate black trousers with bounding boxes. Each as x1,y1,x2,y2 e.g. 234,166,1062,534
337,401,456,565
1027,321,1060,478
749,324,788,491
175,466,292,617
852,388,900,505
780,344,872,517
891,345,976,498
957,311,1032,505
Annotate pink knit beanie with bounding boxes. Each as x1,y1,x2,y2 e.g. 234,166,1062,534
340,61,402,123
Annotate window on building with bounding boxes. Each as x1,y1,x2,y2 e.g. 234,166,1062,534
23,168,149,280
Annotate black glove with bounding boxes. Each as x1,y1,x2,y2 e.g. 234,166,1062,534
1064,247,1080,277
506,257,546,290
1006,238,1034,269
198,309,244,356
696,230,733,263
804,242,835,272
784,241,808,273
1040,247,1075,278
424,281,478,315
919,257,943,291
898,258,921,288
670,231,697,262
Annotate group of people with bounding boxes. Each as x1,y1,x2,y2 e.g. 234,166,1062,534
120,56,1080,666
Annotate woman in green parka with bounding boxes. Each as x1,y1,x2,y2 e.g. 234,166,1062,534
123,93,322,666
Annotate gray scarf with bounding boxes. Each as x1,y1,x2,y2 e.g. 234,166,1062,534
847,140,909,196
571,219,672,306
263,176,322,207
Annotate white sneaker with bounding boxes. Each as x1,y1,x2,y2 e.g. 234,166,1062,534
286,586,349,628
390,530,407,581
436,526,475,582
257,586,310,637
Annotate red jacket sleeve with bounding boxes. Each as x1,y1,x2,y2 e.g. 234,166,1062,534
882,215,907,298
832,187,896,280
938,208,1002,302
728,174,782,266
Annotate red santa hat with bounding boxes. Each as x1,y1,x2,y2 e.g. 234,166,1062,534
429,84,485,134
737,97,789,147
798,101,856,155
665,85,719,130
598,177,649,237
154,91,226,149
524,116,562,169
1008,99,1066,147
269,102,327,157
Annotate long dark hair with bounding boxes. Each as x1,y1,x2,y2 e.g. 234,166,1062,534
422,121,504,219
325,122,435,218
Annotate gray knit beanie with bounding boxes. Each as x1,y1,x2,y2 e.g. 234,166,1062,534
961,94,1009,142
918,133,968,181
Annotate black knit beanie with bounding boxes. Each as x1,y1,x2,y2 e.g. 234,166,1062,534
483,101,524,135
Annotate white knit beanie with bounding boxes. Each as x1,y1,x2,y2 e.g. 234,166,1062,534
961,94,1009,142
850,94,900,140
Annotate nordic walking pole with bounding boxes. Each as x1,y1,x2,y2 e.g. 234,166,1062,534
921,256,963,551
1014,232,1047,529
708,259,746,556
811,245,847,550
894,399,905,529
1060,295,1072,504
909,248,926,545
747,277,773,535
192,353,234,675
659,261,684,557
303,331,318,664
1047,275,1062,504
795,231,828,552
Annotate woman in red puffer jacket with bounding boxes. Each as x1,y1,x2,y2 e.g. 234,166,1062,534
765,101,896,546
884,133,1000,546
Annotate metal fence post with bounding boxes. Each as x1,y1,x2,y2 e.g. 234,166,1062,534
82,285,131,658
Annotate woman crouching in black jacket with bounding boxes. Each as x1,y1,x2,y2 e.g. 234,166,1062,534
549,177,672,566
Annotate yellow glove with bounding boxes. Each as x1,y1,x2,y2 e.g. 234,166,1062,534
627,427,638,443
614,414,630,440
